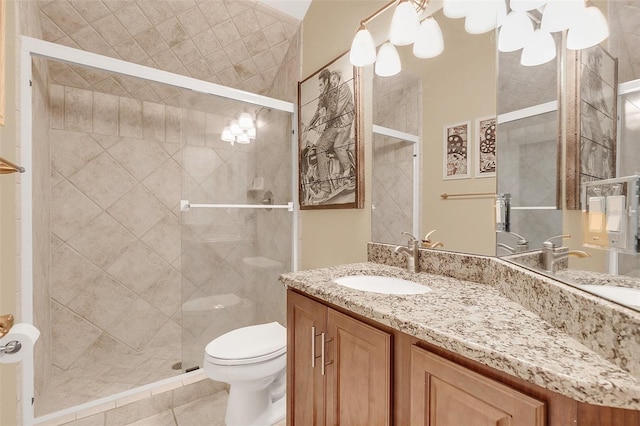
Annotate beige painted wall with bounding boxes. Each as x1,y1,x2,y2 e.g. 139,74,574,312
0,0,18,424
300,0,381,269
301,1,497,268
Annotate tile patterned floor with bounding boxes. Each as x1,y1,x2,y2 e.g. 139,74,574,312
122,390,286,426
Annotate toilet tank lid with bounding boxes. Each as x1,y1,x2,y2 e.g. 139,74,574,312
205,322,286,360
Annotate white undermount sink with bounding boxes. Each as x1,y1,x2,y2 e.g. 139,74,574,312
580,285,640,309
333,275,432,295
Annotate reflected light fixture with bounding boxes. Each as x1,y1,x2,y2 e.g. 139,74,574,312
389,0,420,46
498,11,534,52
221,112,257,145
349,23,377,66
566,6,609,50
540,0,585,33
464,0,507,34
508,0,546,11
413,17,444,58
520,28,556,66
375,42,402,77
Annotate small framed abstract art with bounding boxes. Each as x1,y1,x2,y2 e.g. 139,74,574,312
475,116,496,178
443,121,471,180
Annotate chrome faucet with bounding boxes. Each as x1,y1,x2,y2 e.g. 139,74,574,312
541,235,591,272
395,232,419,273
496,230,529,253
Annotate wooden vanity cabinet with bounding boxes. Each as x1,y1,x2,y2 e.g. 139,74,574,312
287,290,392,425
410,345,545,425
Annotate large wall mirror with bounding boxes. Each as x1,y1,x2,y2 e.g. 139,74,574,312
367,1,640,312
370,6,497,255
496,1,640,312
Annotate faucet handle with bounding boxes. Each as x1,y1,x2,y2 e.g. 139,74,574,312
423,229,437,241
401,232,418,243
543,234,571,248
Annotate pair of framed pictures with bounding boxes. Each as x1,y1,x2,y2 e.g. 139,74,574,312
443,117,496,180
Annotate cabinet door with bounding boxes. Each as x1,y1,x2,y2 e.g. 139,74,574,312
287,291,327,426
410,345,545,426
326,309,392,426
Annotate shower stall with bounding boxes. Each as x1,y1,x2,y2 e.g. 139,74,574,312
19,37,297,423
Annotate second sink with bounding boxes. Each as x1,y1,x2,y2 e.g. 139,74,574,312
333,275,432,295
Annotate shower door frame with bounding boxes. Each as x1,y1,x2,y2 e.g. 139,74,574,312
19,35,298,425
371,124,421,239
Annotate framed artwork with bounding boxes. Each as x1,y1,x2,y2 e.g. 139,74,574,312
475,116,496,178
443,121,471,180
297,52,363,209
565,44,618,210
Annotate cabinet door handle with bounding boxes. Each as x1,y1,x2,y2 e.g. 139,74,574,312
321,332,326,376
311,326,316,368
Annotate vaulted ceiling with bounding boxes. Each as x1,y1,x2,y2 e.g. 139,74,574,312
38,0,301,102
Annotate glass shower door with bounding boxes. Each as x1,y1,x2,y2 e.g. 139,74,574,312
179,91,294,372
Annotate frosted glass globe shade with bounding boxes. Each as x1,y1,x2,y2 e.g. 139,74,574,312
443,0,472,18
221,127,234,143
375,42,401,77
236,133,250,144
413,18,444,59
238,112,254,130
230,120,243,136
247,127,257,140
509,0,547,11
464,1,506,34
389,1,420,46
349,27,377,67
541,0,585,32
498,11,534,52
566,6,609,50
521,29,556,66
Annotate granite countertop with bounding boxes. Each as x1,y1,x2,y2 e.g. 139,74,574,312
280,261,640,410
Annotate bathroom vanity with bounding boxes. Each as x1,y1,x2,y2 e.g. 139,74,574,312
280,244,640,425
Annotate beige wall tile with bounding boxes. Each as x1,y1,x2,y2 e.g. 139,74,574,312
93,92,119,136
69,0,111,23
50,84,65,129
165,106,182,144
68,153,137,209
65,86,93,132
172,379,220,407
156,17,189,48
176,6,209,37
108,137,169,180
141,158,181,209
107,184,168,237
51,244,102,305
92,14,129,47
198,0,230,27
141,268,181,317
110,1,152,37
136,1,173,26
51,179,102,241
67,212,137,269
142,102,166,142
134,27,169,58
212,19,241,47
140,213,181,263
118,97,143,139
191,29,221,57
51,301,102,370
41,1,87,34
106,240,170,294
106,298,169,351
51,129,104,177
69,25,111,54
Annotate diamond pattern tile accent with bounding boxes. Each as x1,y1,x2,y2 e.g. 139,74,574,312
39,0,301,98
51,179,102,241
68,152,137,210
107,184,167,238
107,240,170,295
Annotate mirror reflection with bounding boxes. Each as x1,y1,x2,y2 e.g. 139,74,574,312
497,1,640,312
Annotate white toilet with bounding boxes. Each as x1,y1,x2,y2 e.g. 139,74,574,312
203,321,287,426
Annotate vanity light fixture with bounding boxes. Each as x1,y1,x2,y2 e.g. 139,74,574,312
413,17,444,58
375,42,402,77
520,28,556,66
566,6,609,50
498,11,534,52
221,112,257,145
389,0,421,46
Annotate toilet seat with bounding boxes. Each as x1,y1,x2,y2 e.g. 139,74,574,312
205,322,286,366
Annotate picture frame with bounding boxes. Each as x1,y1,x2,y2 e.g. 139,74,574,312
443,121,471,180
564,44,618,210
297,52,363,209
475,116,496,178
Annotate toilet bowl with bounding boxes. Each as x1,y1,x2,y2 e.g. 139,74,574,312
203,322,287,426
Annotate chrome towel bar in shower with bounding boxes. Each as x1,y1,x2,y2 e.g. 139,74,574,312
180,200,294,212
